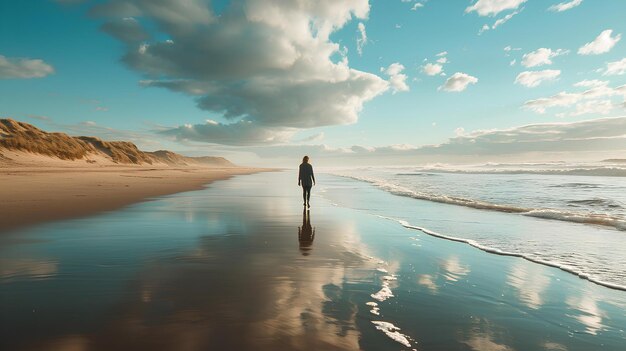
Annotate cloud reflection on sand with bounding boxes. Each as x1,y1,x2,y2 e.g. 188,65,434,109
23,210,382,350
507,260,551,310
566,292,606,335
0,258,58,282
441,255,470,282
417,255,470,294
461,319,515,351
542,341,568,351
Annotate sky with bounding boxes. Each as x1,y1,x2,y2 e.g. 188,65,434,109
1,0,626,166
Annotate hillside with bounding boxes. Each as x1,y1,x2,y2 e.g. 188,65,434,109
0,118,235,167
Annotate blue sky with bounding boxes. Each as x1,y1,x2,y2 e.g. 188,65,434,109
1,0,626,165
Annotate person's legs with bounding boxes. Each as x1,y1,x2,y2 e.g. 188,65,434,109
302,186,307,205
304,185,312,206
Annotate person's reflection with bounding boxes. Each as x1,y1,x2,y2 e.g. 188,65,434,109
298,209,315,255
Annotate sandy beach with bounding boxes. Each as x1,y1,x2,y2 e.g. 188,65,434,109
2,171,625,351
0,158,266,232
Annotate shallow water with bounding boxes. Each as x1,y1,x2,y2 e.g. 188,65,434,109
1,171,626,350
332,164,626,229
331,167,626,290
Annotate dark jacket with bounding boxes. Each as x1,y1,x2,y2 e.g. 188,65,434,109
298,163,315,187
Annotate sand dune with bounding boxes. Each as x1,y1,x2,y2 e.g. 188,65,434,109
0,118,234,167
0,118,268,232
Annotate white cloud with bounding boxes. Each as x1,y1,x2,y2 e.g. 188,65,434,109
478,24,490,35
548,0,583,12
250,117,626,164
569,100,613,117
524,92,580,113
523,82,626,114
521,48,568,67
356,22,367,56
510,59,516,66
422,63,443,76
92,0,389,145
383,63,409,93
411,3,424,10
423,51,448,75
466,0,526,16
515,69,561,88
578,29,621,55
161,120,296,146
0,55,55,79
439,72,478,92
478,8,522,34
492,9,521,29
603,58,626,76
573,79,608,88
504,46,521,56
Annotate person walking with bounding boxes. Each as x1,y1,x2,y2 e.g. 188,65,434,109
298,156,315,208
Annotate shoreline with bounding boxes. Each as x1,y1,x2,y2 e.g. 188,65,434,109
0,165,274,233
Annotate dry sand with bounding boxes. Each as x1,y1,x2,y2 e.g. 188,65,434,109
0,152,270,232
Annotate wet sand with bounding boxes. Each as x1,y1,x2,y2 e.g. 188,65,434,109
0,165,266,233
1,171,625,350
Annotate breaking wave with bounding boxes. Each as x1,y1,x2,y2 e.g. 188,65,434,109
338,174,626,231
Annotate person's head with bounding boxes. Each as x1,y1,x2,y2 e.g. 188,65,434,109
302,155,309,164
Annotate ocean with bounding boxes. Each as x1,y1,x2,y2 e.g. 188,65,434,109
328,161,626,290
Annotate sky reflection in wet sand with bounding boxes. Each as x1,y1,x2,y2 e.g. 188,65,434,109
1,172,626,350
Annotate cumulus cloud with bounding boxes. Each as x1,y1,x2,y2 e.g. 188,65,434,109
250,117,626,164
466,0,526,16
521,48,568,67
0,55,55,79
423,63,443,76
548,0,583,12
101,17,149,43
422,52,448,76
383,63,409,93
160,120,296,146
439,72,478,92
568,100,613,117
523,82,626,115
91,0,389,145
411,3,424,10
426,117,626,154
603,58,626,76
356,22,367,56
515,69,561,88
578,29,621,55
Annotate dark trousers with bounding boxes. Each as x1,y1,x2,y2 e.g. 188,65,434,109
302,185,312,203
